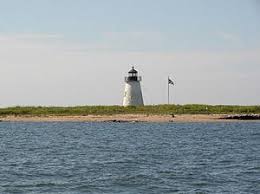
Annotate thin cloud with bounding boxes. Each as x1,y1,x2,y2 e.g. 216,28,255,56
217,32,239,42
0,33,63,41
101,31,165,51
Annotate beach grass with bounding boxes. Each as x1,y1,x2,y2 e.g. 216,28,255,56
0,104,260,116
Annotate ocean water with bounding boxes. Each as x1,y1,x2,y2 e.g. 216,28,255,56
0,122,259,194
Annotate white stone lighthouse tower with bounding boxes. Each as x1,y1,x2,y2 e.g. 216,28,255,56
123,66,144,106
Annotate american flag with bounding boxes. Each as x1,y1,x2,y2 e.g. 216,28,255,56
168,78,174,85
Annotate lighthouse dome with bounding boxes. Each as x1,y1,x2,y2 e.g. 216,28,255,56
128,67,138,74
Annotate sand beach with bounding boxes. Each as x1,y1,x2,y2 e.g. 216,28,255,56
1,114,258,123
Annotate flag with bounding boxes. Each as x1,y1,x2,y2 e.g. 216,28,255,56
168,78,174,85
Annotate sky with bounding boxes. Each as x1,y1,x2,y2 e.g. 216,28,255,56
0,0,259,107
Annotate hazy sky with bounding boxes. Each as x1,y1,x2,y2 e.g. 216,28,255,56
0,0,259,107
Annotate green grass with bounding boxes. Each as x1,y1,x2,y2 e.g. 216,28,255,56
0,104,260,117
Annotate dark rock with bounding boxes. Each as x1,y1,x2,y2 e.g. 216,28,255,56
220,114,260,120
106,119,142,123
106,120,130,123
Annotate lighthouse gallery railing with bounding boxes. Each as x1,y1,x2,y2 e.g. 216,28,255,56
125,76,142,82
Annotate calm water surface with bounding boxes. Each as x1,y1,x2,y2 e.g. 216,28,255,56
0,122,259,194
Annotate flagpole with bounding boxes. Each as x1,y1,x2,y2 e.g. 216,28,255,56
168,76,169,104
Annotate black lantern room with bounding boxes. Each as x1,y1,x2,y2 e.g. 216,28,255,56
125,66,142,82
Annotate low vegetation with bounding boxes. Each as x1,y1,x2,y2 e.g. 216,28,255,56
0,104,260,117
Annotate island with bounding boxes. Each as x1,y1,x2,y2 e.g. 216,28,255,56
0,104,260,122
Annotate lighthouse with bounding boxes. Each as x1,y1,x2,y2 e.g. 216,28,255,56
123,66,144,106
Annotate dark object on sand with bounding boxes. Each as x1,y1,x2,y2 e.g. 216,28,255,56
170,114,175,118
221,114,260,120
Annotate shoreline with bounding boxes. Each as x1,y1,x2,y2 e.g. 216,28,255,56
1,114,260,123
